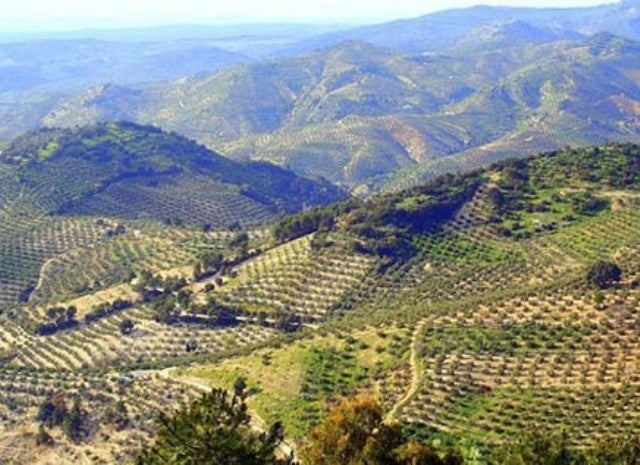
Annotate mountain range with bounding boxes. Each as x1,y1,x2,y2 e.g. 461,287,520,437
35,32,640,194
3,1,640,194
288,0,640,54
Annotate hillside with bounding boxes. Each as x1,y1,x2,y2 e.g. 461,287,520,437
44,41,468,138
36,40,563,186
0,143,639,463
375,32,640,191
0,41,246,140
0,122,344,308
219,33,640,191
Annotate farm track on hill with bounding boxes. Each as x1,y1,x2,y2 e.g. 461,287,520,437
387,319,426,421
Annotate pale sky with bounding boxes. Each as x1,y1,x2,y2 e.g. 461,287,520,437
0,0,618,31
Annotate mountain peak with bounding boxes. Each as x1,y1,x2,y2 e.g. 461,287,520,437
586,31,640,56
322,40,390,61
453,19,582,51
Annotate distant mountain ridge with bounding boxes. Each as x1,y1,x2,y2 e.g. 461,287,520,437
0,39,249,94
451,20,584,51
289,1,640,54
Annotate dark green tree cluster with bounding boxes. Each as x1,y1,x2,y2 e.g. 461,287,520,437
132,270,194,324
102,400,130,431
272,204,344,244
486,160,533,238
185,295,242,324
193,251,225,281
37,393,85,443
85,298,132,324
136,388,295,465
566,191,608,215
229,232,250,252
150,293,189,324
35,424,54,446
35,305,78,335
119,318,135,335
193,242,261,284
135,270,188,302
271,310,303,332
586,261,622,289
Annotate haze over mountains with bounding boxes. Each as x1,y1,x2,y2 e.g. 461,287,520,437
290,0,640,53
3,0,640,194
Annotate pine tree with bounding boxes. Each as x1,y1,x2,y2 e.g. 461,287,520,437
136,388,295,465
62,398,83,443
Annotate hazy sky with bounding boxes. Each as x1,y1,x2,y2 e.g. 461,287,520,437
0,0,618,31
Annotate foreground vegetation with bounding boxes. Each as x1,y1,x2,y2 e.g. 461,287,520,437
138,392,640,464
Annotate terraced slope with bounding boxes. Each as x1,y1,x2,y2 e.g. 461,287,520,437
172,143,640,459
1,144,640,463
2,122,344,220
0,122,344,309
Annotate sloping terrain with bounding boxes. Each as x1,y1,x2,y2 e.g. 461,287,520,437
2,122,344,219
38,34,640,193
222,34,640,191
0,144,639,463
0,122,344,308
177,143,640,453
376,33,640,191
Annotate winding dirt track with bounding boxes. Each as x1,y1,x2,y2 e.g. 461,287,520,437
386,319,426,421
